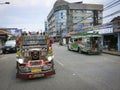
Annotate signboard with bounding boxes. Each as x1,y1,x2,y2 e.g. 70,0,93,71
23,36,45,41
23,35,46,46
7,28,22,36
95,25,113,34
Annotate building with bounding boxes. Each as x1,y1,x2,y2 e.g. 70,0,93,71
101,0,120,52
111,16,120,52
47,0,103,42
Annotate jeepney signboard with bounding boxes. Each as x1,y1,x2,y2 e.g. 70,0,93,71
22,35,46,46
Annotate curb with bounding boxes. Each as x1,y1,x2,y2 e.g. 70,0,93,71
102,51,120,56
60,44,120,56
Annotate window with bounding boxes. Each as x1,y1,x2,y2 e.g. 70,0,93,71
98,17,102,20
87,17,93,20
61,12,63,16
86,10,93,14
73,10,83,14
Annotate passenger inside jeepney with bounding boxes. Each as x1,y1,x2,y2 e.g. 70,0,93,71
77,38,82,44
92,37,99,48
74,39,78,43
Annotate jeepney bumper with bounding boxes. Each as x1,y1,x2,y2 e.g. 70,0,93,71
88,50,102,54
16,70,55,79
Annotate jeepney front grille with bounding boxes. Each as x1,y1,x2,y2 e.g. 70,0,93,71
31,51,40,60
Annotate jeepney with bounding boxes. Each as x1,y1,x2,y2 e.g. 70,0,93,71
16,34,55,79
67,32,102,54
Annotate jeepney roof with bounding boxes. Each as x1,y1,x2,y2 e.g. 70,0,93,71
71,32,101,39
22,35,46,40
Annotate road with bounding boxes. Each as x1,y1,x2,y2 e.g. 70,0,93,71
0,43,120,90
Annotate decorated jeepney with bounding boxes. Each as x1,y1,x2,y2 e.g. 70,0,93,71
16,34,55,79
67,31,102,54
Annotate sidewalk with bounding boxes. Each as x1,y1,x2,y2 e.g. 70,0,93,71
102,50,120,56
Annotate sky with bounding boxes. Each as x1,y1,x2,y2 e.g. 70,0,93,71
0,0,119,32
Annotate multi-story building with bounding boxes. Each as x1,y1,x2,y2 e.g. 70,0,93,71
47,0,103,42
99,0,120,52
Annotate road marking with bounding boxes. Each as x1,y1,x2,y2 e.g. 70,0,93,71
72,73,76,76
56,60,64,66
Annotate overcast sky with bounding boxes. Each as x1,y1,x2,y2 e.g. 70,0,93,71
0,0,118,32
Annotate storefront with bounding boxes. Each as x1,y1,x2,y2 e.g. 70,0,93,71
118,32,120,52
111,16,120,52
95,24,118,51
103,34,118,51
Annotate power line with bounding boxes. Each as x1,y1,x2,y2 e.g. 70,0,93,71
103,9,120,18
104,0,120,11
104,0,119,7
71,15,93,26
67,0,120,29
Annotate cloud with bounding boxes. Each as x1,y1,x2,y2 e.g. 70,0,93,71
6,23,44,32
1,0,116,32
66,0,110,4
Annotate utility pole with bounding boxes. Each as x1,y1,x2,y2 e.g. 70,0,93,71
59,23,63,45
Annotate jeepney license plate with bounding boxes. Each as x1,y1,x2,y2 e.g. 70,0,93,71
34,74,44,77
31,68,41,73
93,48,97,51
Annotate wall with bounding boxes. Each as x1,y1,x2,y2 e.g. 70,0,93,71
118,32,120,52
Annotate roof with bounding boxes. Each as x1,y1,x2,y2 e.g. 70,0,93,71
71,32,101,38
0,29,11,35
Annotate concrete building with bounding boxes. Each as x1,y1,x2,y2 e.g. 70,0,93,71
47,0,103,42
102,0,120,52
111,16,120,52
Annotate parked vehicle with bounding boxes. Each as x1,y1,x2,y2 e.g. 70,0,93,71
16,34,55,79
2,40,17,53
67,32,102,54
0,47,3,54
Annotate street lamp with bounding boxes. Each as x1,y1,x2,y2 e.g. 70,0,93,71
0,2,10,5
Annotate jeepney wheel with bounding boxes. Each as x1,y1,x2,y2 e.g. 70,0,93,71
16,62,19,74
67,45,71,51
78,48,82,54
51,60,55,70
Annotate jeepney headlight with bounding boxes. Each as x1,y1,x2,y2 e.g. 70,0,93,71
18,59,24,64
48,56,52,61
47,55,54,62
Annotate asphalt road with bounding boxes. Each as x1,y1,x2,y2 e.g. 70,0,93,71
0,43,120,90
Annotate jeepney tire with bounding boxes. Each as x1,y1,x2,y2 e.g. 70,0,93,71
67,46,71,51
51,60,55,70
78,48,82,54
88,51,92,55
16,62,19,74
